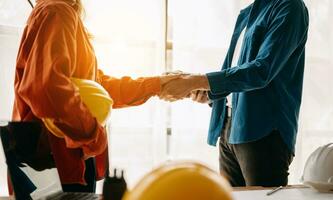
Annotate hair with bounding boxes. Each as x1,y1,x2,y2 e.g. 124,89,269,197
28,0,85,18
72,0,93,39
30,0,92,38
72,0,85,19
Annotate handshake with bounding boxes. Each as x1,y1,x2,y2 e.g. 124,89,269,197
158,71,211,103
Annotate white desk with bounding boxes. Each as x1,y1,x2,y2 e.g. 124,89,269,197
233,186,333,200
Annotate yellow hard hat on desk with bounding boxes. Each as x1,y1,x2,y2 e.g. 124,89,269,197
122,161,233,200
42,78,113,138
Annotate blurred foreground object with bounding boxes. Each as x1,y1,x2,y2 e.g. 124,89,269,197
103,169,127,200
301,143,333,192
123,161,233,200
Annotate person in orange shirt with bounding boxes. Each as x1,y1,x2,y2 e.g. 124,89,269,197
13,0,178,193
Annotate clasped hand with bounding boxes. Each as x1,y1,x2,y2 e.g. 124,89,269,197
159,71,210,103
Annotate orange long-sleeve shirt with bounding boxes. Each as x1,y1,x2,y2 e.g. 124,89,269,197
12,0,161,184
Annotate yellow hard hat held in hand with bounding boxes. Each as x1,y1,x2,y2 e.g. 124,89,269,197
42,78,113,138
122,161,233,200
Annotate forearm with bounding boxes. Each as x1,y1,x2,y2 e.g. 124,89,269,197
97,70,161,108
192,75,210,90
183,74,210,91
205,60,270,95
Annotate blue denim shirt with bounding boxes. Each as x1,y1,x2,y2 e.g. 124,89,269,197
206,0,309,153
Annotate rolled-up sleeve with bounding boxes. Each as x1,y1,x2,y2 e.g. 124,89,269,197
97,70,161,109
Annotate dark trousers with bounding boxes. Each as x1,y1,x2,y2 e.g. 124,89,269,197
219,117,293,187
62,158,96,193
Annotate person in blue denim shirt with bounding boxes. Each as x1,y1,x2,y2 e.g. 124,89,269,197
160,0,309,186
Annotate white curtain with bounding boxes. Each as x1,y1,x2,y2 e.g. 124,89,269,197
0,0,333,196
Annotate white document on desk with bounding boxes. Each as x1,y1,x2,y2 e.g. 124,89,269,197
233,188,333,200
